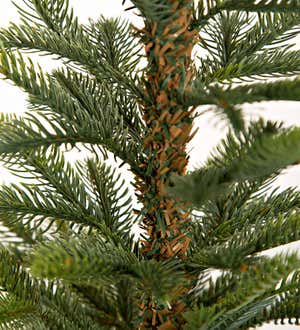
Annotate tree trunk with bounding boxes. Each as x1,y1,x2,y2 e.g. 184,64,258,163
134,0,198,327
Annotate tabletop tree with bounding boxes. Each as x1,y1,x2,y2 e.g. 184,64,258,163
1,0,300,328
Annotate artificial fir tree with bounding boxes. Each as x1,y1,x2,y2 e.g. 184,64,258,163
3,0,300,328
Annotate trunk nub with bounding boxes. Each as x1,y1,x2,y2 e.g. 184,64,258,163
136,0,197,261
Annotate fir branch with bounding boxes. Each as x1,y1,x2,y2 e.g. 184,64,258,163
1,148,103,237
222,77,300,104
0,249,99,329
12,0,78,35
236,212,300,256
31,235,186,303
190,211,300,271
214,104,245,132
0,17,142,97
195,11,300,84
232,12,300,59
169,120,300,207
187,178,275,255
70,280,137,329
0,21,99,75
184,76,300,109
30,235,138,284
187,271,237,308
184,254,300,329
193,0,300,28
0,108,139,170
79,158,135,237
199,11,254,68
1,149,135,241
0,111,103,151
192,10,300,84
181,81,245,131
196,186,300,248
0,49,143,170
0,148,137,244
0,183,101,232
247,270,300,326
231,187,300,229
197,48,300,83
223,269,300,328
86,16,141,74
187,187,300,282
4,148,95,213
0,292,43,330
53,68,144,153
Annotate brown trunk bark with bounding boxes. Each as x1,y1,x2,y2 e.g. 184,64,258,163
134,0,198,328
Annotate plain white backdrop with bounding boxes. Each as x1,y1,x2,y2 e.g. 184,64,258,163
1,1,300,329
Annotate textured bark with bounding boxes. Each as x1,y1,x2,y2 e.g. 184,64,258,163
136,0,197,260
135,0,198,328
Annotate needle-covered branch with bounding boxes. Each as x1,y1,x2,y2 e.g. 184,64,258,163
30,235,187,327
184,254,300,329
185,77,300,108
193,0,300,28
0,49,143,171
0,148,135,242
169,120,300,207
0,2,142,97
0,249,100,329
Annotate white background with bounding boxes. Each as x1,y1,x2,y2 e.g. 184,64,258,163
1,1,300,329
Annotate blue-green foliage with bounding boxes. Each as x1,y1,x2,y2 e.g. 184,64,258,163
0,0,300,328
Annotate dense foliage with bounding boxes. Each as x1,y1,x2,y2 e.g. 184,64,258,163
1,0,300,328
